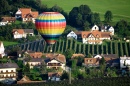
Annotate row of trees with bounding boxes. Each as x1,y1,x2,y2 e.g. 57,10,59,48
12,39,130,58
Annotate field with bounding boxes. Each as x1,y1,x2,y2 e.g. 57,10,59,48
9,39,130,57
3,41,18,47
41,0,130,22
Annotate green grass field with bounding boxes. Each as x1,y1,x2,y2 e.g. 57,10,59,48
3,41,19,47
42,0,130,22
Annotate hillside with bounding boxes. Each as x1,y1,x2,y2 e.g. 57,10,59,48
42,0,130,22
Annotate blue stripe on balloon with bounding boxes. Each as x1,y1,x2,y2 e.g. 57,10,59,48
35,19,66,22
41,34,61,38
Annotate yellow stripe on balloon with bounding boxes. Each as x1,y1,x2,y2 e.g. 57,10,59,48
38,14,64,20
37,29,64,34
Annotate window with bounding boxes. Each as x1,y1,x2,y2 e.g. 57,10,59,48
11,70,13,72
1,70,3,73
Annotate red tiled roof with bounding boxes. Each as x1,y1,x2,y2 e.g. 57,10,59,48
19,8,38,18
81,31,111,38
12,29,24,34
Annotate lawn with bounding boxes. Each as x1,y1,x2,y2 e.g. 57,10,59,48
41,0,130,22
3,41,19,47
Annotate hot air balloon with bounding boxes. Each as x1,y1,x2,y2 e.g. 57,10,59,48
35,12,66,52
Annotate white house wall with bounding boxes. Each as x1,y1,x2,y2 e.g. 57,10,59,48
120,57,130,69
24,62,41,69
0,22,8,26
47,59,65,70
91,25,99,31
0,68,17,81
67,31,77,39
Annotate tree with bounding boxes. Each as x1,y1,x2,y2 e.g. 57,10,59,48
50,5,63,12
76,13,83,27
0,0,11,14
99,57,106,76
23,62,30,75
115,20,129,38
100,57,105,65
83,21,90,31
93,13,100,24
69,5,91,27
79,5,91,15
40,60,47,74
64,49,74,60
104,10,113,23
87,53,92,58
60,71,69,80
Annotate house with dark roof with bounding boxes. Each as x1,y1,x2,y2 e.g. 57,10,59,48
15,8,38,23
48,72,62,81
102,54,118,58
44,53,66,70
0,63,18,82
23,58,44,69
12,29,34,39
101,25,114,35
0,17,16,26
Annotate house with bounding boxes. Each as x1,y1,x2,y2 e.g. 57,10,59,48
0,17,16,26
104,58,119,68
23,58,44,69
0,63,18,82
67,31,77,39
102,54,119,67
81,31,111,44
15,8,38,23
48,72,62,81
120,56,130,69
91,25,99,31
74,31,82,40
83,58,100,67
12,29,34,39
12,29,25,39
45,53,66,70
101,25,114,35
0,41,5,58
24,29,34,36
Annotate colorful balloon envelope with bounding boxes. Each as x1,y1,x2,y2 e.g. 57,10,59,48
35,12,66,45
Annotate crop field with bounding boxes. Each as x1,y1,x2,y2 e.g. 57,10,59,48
9,39,130,57
41,0,130,22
